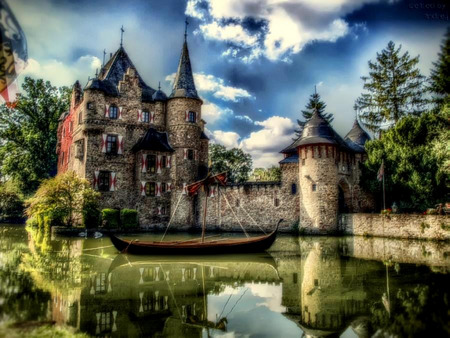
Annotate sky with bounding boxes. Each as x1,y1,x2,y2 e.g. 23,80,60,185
8,0,449,167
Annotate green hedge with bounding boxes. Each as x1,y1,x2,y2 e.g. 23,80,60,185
102,209,120,229
120,209,138,229
83,206,101,229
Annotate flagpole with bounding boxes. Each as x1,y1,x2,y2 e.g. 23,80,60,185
382,160,386,210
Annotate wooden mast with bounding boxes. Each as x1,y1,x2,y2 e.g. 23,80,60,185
201,186,208,243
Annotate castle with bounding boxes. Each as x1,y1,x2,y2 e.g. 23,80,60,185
57,32,374,234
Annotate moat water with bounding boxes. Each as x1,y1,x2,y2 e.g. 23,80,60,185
0,224,449,337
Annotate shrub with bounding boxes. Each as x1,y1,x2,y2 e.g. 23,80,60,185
120,209,138,229
0,181,24,221
102,209,120,229
82,189,101,228
25,171,100,227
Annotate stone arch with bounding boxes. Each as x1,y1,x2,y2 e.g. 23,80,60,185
338,178,352,213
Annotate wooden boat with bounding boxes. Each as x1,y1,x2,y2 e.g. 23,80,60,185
110,220,281,255
110,172,282,255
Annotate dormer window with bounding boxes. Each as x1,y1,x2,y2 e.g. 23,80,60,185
109,105,118,119
142,111,150,123
188,111,196,123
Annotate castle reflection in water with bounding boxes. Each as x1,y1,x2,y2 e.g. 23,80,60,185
16,229,450,337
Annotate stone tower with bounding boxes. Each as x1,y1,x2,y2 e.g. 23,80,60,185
166,36,205,226
297,110,351,233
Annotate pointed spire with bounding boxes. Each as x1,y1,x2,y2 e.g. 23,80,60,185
170,29,199,99
120,25,125,47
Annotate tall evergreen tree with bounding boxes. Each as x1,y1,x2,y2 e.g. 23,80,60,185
429,28,450,108
355,41,426,133
294,90,334,138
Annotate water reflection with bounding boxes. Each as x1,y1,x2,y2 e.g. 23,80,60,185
0,225,449,337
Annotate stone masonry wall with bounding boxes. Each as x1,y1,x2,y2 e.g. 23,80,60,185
339,213,450,240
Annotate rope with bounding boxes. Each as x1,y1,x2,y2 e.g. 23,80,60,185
160,192,184,242
222,192,249,238
217,293,233,322
159,264,183,321
225,288,249,317
228,190,266,234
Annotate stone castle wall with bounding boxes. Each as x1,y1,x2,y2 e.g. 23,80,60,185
339,213,450,240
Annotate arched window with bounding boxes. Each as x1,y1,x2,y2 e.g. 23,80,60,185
145,182,156,197
109,105,118,119
312,184,317,192
142,111,150,123
274,198,280,207
291,183,297,195
78,111,83,125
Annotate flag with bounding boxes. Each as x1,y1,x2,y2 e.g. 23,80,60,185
0,0,28,104
377,160,384,182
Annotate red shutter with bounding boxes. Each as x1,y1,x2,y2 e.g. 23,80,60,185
118,106,123,119
167,182,172,192
185,110,189,122
117,135,124,154
157,206,162,215
167,156,171,168
141,154,147,173
194,150,198,161
101,134,107,153
157,155,162,173
182,183,187,195
140,181,146,196
94,171,99,190
109,172,116,191
137,109,142,122
150,111,155,123
156,182,161,197
105,104,110,118
183,149,187,160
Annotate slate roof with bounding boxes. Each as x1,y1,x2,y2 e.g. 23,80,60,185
280,137,300,154
131,128,175,153
152,89,167,101
200,131,209,140
344,119,371,153
85,46,156,102
170,41,199,99
279,153,299,164
294,110,351,150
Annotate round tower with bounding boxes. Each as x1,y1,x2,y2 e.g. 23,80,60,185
166,36,204,227
297,110,349,233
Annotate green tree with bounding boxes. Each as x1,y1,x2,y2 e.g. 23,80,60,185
429,28,450,108
0,181,24,221
355,41,426,133
249,166,281,181
0,77,70,194
209,144,252,183
26,171,100,227
362,106,449,211
295,91,333,138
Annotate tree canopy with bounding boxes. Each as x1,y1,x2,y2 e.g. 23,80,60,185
0,77,70,194
209,144,252,183
355,41,426,133
429,28,450,108
362,106,449,211
249,166,281,182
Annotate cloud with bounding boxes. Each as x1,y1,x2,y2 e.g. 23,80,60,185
235,115,254,123
186,0,397,62
201,101,233,124
166,72,253,102
21,55,102,87
207,128,241,148
208,115,296,168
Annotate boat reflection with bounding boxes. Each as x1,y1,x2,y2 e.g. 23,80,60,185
10,228,449,337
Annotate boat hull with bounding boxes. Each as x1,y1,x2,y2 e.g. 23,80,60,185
109,220,281,255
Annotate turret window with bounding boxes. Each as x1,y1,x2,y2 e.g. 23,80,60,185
291,183,297,195
106,135,117,154
78,111,82,125
87,102,94,110
148,155,156,173
187,149,194,160
142,111,150,123
274,198,280,207
312,184,317,192
98,171,110,192
188,111,196,123
145,182,156,196
109,105,118,119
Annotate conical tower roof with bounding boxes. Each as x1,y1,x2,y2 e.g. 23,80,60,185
85,46,156,102
290,110,350,149
344,119,371,153
170,40,199,99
